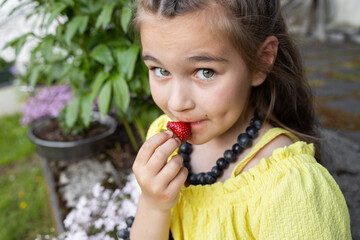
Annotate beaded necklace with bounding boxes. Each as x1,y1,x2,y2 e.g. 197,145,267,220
180,111,263,185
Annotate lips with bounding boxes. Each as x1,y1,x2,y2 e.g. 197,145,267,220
172,115,206,128
190,120,203,126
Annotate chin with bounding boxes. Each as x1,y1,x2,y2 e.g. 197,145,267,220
187,134,209,145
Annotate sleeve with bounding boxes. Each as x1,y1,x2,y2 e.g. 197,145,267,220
258,162,352,240
145,114,171,140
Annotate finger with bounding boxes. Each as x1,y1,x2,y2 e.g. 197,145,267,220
135,130,174,166
156,154,184,183
164,166,188,198
147,138,181,174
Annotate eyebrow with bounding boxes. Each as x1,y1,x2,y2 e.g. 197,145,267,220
142,54,228,64
187,54,229,63
142,54,161,63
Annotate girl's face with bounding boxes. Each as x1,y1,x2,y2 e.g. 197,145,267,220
140,11,263,145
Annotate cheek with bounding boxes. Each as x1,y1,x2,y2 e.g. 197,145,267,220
201,82,249,115
150,80,168,110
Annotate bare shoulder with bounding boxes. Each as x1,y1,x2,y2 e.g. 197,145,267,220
240,132,294,173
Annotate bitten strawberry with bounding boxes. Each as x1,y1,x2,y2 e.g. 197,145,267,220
166,121,191,143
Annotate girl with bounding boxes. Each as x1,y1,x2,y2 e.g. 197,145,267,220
125,0,352,239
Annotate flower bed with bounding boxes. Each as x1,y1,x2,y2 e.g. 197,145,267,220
35,143,138,240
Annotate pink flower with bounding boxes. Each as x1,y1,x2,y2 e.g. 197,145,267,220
20,84,73,125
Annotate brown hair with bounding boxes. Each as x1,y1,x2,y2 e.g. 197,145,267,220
134,0,322,162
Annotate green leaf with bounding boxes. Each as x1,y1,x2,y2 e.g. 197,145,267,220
95,2,116,29
107,38,132,48
46,3,67,29
78,16,89,34
120,6,132,33
8,1,34,17
112,74,130,113
0,0,9,8
115,45,140,80
66,97,80,128
81,94,92,127
4,33,31,56
139,66,151,95
58,61,74,80
65,16,88,45
90,71,109,101
15,35,28,57
42,37,54,61
98,80,112,116
29,65,41,87
63,0,75,6
90,44,114,65
44,64,55,85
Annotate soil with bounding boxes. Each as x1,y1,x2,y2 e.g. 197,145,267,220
35,119,108,142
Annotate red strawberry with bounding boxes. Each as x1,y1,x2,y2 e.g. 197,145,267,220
166,121,191,143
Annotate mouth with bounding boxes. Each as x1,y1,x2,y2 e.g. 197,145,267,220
172,116,207,127
190,120,203,126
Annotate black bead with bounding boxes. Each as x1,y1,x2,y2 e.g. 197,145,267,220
188,173,198,185
232,143,243,154
251,118,262,130
180,152,190,162
204,172,216,184
125,216,134,228
183,161,191,171
216,157,229,169
255,111,265,120
117,228,130,239
237,133,252,148
197,173,206,185
224,150,236,163
180,142,192,154
211,166,223,178
246,125,258,139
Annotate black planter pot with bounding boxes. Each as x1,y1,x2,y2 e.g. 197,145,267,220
27,112,117,161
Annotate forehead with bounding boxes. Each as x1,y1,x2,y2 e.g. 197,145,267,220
139,10,236,58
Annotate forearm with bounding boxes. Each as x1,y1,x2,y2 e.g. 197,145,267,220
130,195,171,240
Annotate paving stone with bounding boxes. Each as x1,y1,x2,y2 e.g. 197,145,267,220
310,78,360,98
325,98,360,114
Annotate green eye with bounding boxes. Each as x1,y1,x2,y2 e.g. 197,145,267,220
154,68,170,77
197,69,215,80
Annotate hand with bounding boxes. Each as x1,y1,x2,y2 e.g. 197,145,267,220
132,130,188,212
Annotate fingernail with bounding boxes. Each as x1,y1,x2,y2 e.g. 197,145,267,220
164,130,173,137
174,137,182,144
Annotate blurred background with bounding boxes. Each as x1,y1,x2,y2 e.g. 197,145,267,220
0,0,359,239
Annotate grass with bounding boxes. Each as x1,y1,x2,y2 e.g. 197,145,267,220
0,114,35,167
0,114,55,239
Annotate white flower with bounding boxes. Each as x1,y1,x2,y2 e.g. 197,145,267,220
94,218,104,229
92,183,104,198
55,173,139,239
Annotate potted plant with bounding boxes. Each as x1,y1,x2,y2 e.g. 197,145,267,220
4,0,161,155
20,84,117,160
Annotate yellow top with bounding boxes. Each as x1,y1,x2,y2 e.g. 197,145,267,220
146,115,352,240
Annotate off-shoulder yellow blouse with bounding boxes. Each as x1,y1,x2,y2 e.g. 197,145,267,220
145,115,352,239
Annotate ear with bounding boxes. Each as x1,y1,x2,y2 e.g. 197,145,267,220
251,36,279,87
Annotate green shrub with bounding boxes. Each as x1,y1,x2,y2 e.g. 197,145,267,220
4,0,161,150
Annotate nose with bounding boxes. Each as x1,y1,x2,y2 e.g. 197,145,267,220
168,79,195,113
